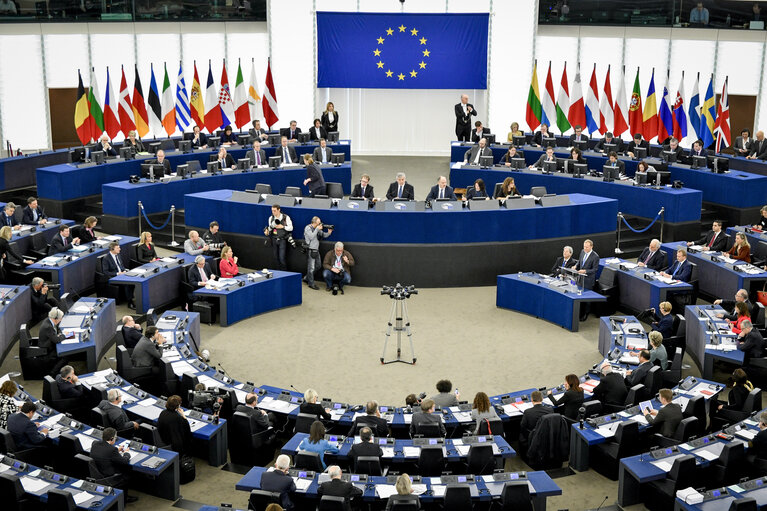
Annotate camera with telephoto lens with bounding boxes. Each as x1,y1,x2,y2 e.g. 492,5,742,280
45,283,61,290
323,224,335,231
381,283,418,299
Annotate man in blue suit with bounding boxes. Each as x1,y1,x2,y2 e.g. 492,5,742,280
425,176,457,202
102,242,135,309
576,239,600,321
660,248,692,282
7,401,48,450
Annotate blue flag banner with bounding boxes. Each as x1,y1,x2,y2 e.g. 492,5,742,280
317,12,489,89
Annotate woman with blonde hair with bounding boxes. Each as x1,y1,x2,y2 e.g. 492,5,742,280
137,231,158,264
321,101,338,133
123,130,145,153
299,388,331,420
219,245,239,278
727,232,751,263
507,121,523,141
0,226,32,281
385,473,421,510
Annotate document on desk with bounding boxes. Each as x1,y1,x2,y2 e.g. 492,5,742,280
402,414,413,424
595,422,620,438
60,338,80,345
376,485,399,498
19,476,51,495
129,404,162,421
501,404,522,416
116,389,138,405
187,419,208,432
621,262,639,270
103,235,122,241
651,453,685,472
735,428,757,440
136,398,157,408
655,276,676,284
403,446,421,457
258,396,300,413
455,445,470,456
515,402,533,412
293,478,311,492
75,433,96,451
381,447,395,458
71,491,94,506
329,410,345,421
411,484,427,495
619,355,640,365
38,256,64,266
170,360,197,377
452,411,473,423
70,245,89,253
41,413,64,429
672,396,690,410
431,485,447,497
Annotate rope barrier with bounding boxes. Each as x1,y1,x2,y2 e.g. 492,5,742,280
620,210,663,234
139,204,173,231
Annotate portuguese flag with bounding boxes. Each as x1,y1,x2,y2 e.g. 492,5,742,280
628,68,644,138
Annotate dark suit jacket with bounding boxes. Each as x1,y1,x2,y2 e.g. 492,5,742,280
652,313,674,339
0,212,16,228
604,159,626,175
534,154,557,168
150,158,172,176
734,136,751,155
38,318,64,355
569,134,589,144
102,252,126,278
751,138,767,160
191,132,208,148
738,329,765,362
627,140,650,154
386,182,415,201
30,287,53,319
595,138,623,153
551,256,576,276
137,243,157,264
426,185,456,201
299,401,331,420
575,250,600,289
625,361,652,387
351,183,374,199
638,248,666,271
532,130,554,146
471,127,491,143
592,373,628,407
97,400,134,431
348,415,389,438
260,469,297,510
188,264,213,288
549,389,585,420
464,145,493,163
309,126,328,141
276,145,299,164
48,233,74,255
122,326,143,350
662,145,685,161
519,404,552,443
409,412,446,437
7,412,46,449
158,409,193,454
235,404,270,432
753,428,767,459
55,374,83,398
280,128,302,140
91,439,130,477
75,225,97,244
245,149,267,166
646,402,683,437
454,103,477,130
349,440,384,461
130,336,162,368
305,163,326,195
21,206,46,225
312,146,333,163
664,259,692,282
318,479,363,510
321,112,339,132
695,230,727,251
721,299,754,322
215,154,235,169
124,138,145,152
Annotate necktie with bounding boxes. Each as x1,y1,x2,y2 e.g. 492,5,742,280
200,268,208,283
284,148,290,164
672,262,681,277
256,152,260,165
708,232,717,248
291,130,294,139
439,188,444,199
398,186,403,198
582,252,588,265
644,251,653,264
361,186,365,196
113,255,122,272
562,259,567,268
32,209,37,222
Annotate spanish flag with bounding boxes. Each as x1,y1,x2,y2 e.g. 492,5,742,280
74,70,92,145
190,61,204,129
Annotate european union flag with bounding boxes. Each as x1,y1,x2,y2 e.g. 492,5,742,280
317,12,489,89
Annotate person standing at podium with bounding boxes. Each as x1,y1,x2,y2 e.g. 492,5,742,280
576,239,599,320
551,245,576,276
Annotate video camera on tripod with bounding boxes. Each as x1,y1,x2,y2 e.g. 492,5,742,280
188,387,224,414
381,283,418,299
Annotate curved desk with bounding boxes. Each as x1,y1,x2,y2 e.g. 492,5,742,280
0,285,31,366
183,190,618,287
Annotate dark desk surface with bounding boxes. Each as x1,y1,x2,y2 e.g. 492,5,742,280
0,284,31,366
109,254,198,314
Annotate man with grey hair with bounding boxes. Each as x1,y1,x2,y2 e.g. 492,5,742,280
121,315,143,350
737,320,765,365
637,238,665,271
0,202,19,230
715,288,753,321
454,93,476,142
385,172,414,200
261,454,296,510
30,277,58,323
318,464,363,510
753,411,767,458
97,388,139,434
464,137,492,165
426,175,457,201
188,255,216,290
592,362,627,409
184,230,209,256
55,365,84,399
303,216,333,290
551,245,576,276
323,241,354,295
38,307,67,375
347,401,389,437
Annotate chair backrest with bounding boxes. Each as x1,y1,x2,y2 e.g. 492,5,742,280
47,488,76,510
0,472,24,501
477,418,504,437
72,453,92,480
325,182,344,199
582,400,602,418
625,384,645,405
729,497,758,510
689,262,698,284
417,445,445,476
284,186,302,197
443,483,472,511
414,422,443,438
720,441,745,467
318,495,347,511
294,450,324,471
743,388,762,414
87,457,105,480
294,413,316,434
59,432,84,459
669,347,683,373
138,423,167,448
354,455,382,476
669,454,696,488
645,366,662,395
467,443,495,475
500,480,533,511
390,497,420,510
615,420,639,457
18,324,30,348
249,489,281,509
90,406,109,428
598,266,616,288
0,428,17,453
493,182,504,198
530,186,547,198
674,315,686,337
115,345,130,373
672,416,698,441
754,302,766,328
42,374,58,402
255,183,273,195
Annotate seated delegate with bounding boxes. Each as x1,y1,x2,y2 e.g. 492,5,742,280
659,248,692,282
219,246,239,278
74,216,100,244
309,118,327,141
507,121,523,141
642,388,683,437
277,136,299,165
495,177,520,199
470,391,499,434
312,138,333,164
715,289,753,322
464,178,489,200
220,125,237,145
425,176,456,201
463,137,492,165
297,420,339,469
150,150,172,176
636,238,665,271
594,132,623,153
530,146,556,169
190,125,208,149
630,331,668,370
753,205,767,230
729,302,751,335
546,373,584,421
551,245,576,276
727,232,751,262
687,220,726,251
385,173,415,200
501,145,524,165
136,231,158,263
48,224,80,255
300,388,331,420
350,174,374,199
22,196,47,226
532,123,553,146
215,146,236,170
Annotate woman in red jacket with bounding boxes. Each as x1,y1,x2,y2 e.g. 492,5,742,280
729,301,751,335
727,232,751,263
219,246,239,278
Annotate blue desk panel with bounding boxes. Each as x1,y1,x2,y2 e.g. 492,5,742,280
102,163,352,216
0,285,31,365
449,164,702,223
7,219,76,255
109,254,198,313
184,190,618,244
56,297,116,371
598,257,694,313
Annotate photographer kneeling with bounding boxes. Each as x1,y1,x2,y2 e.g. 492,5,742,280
303,217,333,290
322,242,354,295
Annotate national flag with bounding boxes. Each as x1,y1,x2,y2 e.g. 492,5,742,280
613,67,629,137
642,69,658,142
628,68,643,138
688,73,701,140
714,77,731,153
541,62,557,129
117,66,136,137
568,64,587,131
103,67,120,140
248,59,261,122
672,73,688,141
525,61,542,131
175,62,191,132
657,75,674,143
585,64,600,135
161,64,176,136
88,68,104,140
218,61,235,128
190,61,204,129
132,64,149,138
262,59,279,128
74,70,92,145
147,64,163,136
203,62,223,133
701,75,717,148
554,63,571,133
233,60,250,129
599,65,614,135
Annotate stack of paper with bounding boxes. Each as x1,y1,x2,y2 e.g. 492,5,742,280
402,446,421,457
294,478,311,492
381,447,395,458
376,485,398,498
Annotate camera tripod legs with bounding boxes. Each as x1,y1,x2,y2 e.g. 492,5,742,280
381,298,416,365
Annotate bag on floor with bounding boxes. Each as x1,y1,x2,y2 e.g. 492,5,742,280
179,454,196,484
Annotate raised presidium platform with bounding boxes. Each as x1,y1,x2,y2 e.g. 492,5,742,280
100,163,353,234
183,189,618,287
685,304,745,380
35,139,351,219
55,297,116,373
450,142,767,225
192,270,303,327
495,272,606,332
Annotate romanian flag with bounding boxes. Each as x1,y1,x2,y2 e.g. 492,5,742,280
628,68,643,138
525,61,542,131
642,69,658,142
190,61,204,129
74,70,92,145
132,64,150,138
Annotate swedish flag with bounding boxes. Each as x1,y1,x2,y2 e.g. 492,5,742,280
700,76,716,148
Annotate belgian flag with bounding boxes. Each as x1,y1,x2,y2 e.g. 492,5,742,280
74,70,92,145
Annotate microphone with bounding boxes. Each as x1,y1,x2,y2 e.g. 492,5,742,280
595,495,609,511
290,384,301,393
578,406,586,430
217,362,229,377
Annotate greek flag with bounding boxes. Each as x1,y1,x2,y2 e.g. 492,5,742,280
175,63,191,131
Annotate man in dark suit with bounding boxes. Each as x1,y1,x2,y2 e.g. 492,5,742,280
302,154,326,197
0,203,18,230
188,256,217,293
471,121,491,143
191,125,208,148
55,365,84,399
38,307,67,376
426,176,457,202
318,465,363,511
530,146,557,169
235,392,271,432
21,197,47,225
605,151,626,177
662,137,685,162
97,134,118,157
592,364,628,408
98,389,139,435
312,139,333,164
454,94,477,141
688,220,727,252
385,173,415,201
7,401,48,450
277,136,299,165
737,320,765,365
518,391,552,455
748,131,767,160
625,350,653,387
260,454,296,510
130,326,164,373
714,289,753,322
569,125,588,145
90,427,137,503
249,120,268,141
280,120,301,142
734,129,752,158
30,278,58,323
215,146,236,170
753,412,767,459
627,133,650,158
120,315,143,349
551,245,577,276
464,138,492,165
150,150,172,176
48,225,80,255
660,248,693,282
349,426,384,464
643,388,683,437
575,239,599,290
245,140,267,167
102,242,134,309
594,132,623,153
532,123,554,146
309,119,327,141
347,401,389,437
637,239,666,271
350,174,374,199
687,139,709,161
409,399,446,437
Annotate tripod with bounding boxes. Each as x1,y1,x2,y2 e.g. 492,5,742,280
381,297,416,365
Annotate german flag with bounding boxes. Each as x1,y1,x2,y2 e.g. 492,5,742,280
74,70,92,145
132,64,150,138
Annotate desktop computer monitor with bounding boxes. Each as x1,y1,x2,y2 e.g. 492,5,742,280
479,155,494,168
178,140,191,154
182,131,195,141
91,150,105,165
646,170,671,185
691,155,708,169
268,134,281,146
512,135,526,147
634,146,648,159
141,163,164,180
69,147,86,163
708,156,728,173
268,156,281,169
177,164,189,179
208,136,221,148
485,133,496,145
635,172,648,185
573,163,588,177
602,165,619,181
297,132,310,144
542,136,557,148
331,153,345,165
118,146,133,160
206,161,220,174
603,142,617,154
148,142,161,154
509,157,525,169
327,131,339,143
662,150,677,163
542,160,557,173
237,134,251,147
237,158,251,170
572,140,587,151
